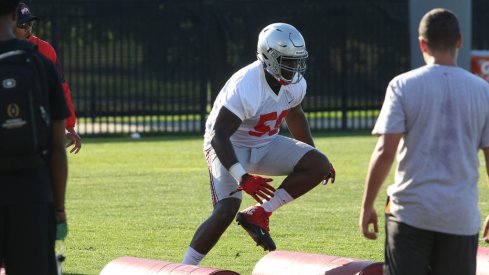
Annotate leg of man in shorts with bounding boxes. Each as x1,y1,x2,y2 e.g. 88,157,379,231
236,135,330,251
183,135,330,263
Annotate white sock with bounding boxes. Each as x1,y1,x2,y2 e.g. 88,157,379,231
182,246,205,265
261,188,294,213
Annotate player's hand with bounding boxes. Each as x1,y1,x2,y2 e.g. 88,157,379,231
483,215,489,243
66,127,81,154
231,174,275,204
55,208,67,224
322,163,336,185
360,206,378,240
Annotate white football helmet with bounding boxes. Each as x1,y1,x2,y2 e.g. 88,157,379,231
257,23,308,85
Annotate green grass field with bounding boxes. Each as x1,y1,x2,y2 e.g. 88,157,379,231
62,132,489,275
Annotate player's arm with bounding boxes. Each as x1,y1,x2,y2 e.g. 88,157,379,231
360,133,402,240
60,82,77,129
485,147,489,187
43,55,70,223
49,118,68,223
212,107,275,203
211,107,242,170
64,84,81,154
285,104,314,147
55,58,76,128
54,57,81,154
40,38,80,154
481,147,489,242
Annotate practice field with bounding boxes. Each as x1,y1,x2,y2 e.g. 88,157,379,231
63,132,489,275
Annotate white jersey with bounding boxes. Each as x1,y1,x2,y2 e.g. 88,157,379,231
204,60,307,148
373,64,489,235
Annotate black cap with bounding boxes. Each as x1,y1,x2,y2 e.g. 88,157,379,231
17,2,40,25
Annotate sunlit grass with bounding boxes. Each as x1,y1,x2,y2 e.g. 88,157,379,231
63,133,489,274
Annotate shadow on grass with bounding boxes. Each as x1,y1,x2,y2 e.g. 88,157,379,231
79,129,373,144
77,133,202,144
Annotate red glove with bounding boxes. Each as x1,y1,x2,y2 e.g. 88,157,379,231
230,174,276,204
322,163,336,185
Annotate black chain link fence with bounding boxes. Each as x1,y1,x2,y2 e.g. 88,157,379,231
28,0,487,135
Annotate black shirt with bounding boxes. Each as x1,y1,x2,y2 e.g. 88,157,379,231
0,39,70,204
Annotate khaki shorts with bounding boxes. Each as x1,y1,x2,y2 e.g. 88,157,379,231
204,135,314,205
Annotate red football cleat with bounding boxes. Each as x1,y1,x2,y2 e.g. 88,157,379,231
236,205,276,251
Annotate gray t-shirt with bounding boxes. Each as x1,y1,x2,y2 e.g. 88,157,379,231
373,64,489,235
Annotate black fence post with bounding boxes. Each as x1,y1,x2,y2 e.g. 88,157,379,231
90,81,97,134
340,1,348,131
199,2,210,135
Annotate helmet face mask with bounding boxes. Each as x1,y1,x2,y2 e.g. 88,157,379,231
257,23,308,85
277,54,307,83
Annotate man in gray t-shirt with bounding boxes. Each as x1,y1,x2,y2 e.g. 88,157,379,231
359,8,489,275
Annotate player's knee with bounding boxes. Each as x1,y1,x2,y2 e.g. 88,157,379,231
212,198,240,225
302,150,330,178
316,153,330,179
212,207,238,225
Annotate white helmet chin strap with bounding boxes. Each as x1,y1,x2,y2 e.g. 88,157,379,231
277,75,292,86
276,71,300,86
265,67,292,86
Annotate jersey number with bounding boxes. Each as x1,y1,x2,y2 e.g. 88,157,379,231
249,110,289,137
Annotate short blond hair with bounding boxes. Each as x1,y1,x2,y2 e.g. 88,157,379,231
418,8,461,51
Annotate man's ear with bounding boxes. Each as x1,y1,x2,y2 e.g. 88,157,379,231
457,34,463,49
418,36,428,53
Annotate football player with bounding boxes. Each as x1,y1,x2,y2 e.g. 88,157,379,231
183,23,335,265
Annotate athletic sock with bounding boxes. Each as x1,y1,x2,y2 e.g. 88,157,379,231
261,188,294,213
182,246,206,265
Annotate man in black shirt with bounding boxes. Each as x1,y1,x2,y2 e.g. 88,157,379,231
0,1,70,274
